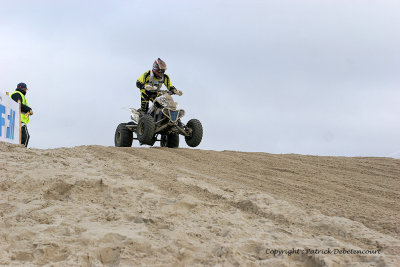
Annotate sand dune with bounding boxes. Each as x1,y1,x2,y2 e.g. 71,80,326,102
0,142,399,266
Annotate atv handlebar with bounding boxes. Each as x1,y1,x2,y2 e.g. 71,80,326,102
159,89,173,95
145,87,174,95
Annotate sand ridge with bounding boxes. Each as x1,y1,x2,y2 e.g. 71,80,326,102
0,142,399,266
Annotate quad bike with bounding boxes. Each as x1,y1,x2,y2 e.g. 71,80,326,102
114,88,203,148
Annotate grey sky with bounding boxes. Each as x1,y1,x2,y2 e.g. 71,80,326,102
1,0,399,157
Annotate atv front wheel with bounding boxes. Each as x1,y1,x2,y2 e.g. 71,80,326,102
115,123,133,147
161,134,179,148
185,119,203,147
136,114,156,145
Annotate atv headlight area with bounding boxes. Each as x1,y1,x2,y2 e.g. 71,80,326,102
162,108,185,123
170,110,178,122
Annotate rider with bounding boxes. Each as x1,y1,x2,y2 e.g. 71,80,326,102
136,58,182,114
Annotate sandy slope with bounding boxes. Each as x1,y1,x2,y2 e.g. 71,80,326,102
0,142,399,266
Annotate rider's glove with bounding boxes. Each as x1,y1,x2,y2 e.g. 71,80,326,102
172,88,183,96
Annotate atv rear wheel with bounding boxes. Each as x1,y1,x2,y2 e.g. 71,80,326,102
115,123,133,147
161,134,179,148
185,119,203,147
136,114,156,145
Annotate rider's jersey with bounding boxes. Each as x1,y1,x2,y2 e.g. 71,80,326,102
136,70,176,92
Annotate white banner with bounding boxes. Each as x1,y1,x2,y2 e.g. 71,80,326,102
0,92,20,144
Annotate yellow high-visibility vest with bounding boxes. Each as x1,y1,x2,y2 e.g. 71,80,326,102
10,91,30,124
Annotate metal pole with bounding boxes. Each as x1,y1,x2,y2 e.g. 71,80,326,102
18,100,21,144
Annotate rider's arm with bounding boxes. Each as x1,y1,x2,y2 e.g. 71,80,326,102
136,70,150,89
163,74,176,92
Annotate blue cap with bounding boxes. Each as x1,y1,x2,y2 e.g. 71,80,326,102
17,82,27,89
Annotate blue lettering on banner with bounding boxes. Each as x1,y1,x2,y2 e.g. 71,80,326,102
0,104,5,137
7,109,16,139
0,104,17,140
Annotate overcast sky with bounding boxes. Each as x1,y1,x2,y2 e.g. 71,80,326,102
1,0,399,157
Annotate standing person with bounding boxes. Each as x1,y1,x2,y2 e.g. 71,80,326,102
136,58,182,114
10,82,33,147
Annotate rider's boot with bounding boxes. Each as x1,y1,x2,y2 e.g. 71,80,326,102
139,101,149,116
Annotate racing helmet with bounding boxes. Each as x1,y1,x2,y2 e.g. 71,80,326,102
152,58,167,78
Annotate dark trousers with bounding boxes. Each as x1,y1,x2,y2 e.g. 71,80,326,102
21,124,30,147
141,91,158,112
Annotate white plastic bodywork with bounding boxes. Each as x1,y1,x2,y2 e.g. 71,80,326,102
129,90,184,125
129,108,140,123
154,93,177,109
